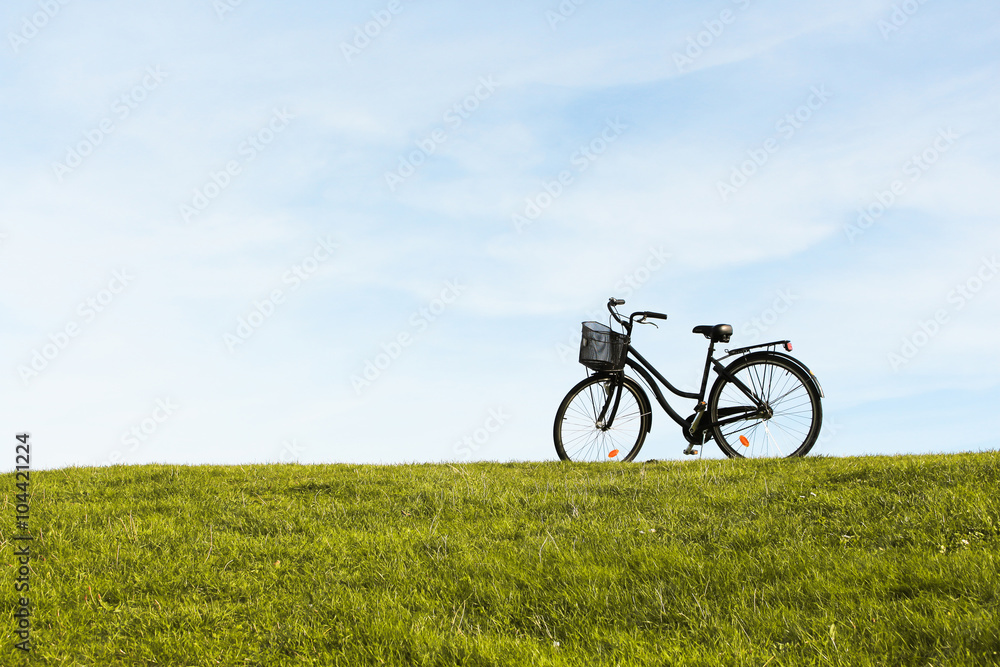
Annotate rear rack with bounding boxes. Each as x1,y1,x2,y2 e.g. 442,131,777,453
723,340,792,357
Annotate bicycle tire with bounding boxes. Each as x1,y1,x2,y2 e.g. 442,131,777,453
553,374,651,462
707,354,822,459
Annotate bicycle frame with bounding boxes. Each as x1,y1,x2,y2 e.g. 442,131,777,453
614,339,770,432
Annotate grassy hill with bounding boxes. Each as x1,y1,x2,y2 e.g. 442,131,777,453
3,453,999,665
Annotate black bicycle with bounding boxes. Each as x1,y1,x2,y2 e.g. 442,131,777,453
553,298,824,461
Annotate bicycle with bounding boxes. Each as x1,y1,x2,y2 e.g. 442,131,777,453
553,298,824,461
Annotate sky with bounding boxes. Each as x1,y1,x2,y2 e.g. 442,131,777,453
2,0,998,471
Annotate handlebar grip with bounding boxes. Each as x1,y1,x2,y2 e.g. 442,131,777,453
609,298,625,306
645,311,667,320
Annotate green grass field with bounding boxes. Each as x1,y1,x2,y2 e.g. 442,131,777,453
3,453,999,665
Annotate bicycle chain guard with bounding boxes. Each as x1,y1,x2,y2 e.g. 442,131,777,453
682,414,714,446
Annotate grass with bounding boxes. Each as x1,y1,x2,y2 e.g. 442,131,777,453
2,452,999,665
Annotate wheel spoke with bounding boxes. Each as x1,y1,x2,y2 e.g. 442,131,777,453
763,422,784,457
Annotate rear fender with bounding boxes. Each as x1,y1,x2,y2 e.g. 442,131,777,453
717,351,824,399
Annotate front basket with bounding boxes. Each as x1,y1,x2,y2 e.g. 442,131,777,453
579,322,628,371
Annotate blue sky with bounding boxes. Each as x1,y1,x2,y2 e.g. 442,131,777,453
2,0,998,470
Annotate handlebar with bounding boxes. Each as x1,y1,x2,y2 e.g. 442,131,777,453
606,298,668,334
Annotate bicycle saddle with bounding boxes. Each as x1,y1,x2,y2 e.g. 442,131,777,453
693,324,733,343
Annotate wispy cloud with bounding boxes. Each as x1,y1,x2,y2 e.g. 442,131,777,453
2,0,998,468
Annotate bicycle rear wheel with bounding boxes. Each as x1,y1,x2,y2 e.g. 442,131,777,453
554,374,651,462
708,355,822,459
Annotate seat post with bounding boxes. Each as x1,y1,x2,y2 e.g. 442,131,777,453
698,340,716,398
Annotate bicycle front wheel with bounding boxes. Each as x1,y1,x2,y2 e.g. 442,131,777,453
708,355,822,459
553,375,651,462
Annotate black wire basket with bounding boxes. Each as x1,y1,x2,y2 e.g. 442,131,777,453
579,322,628,372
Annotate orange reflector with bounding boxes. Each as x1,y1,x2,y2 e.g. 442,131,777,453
609,449,620,458
739,435,750,447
